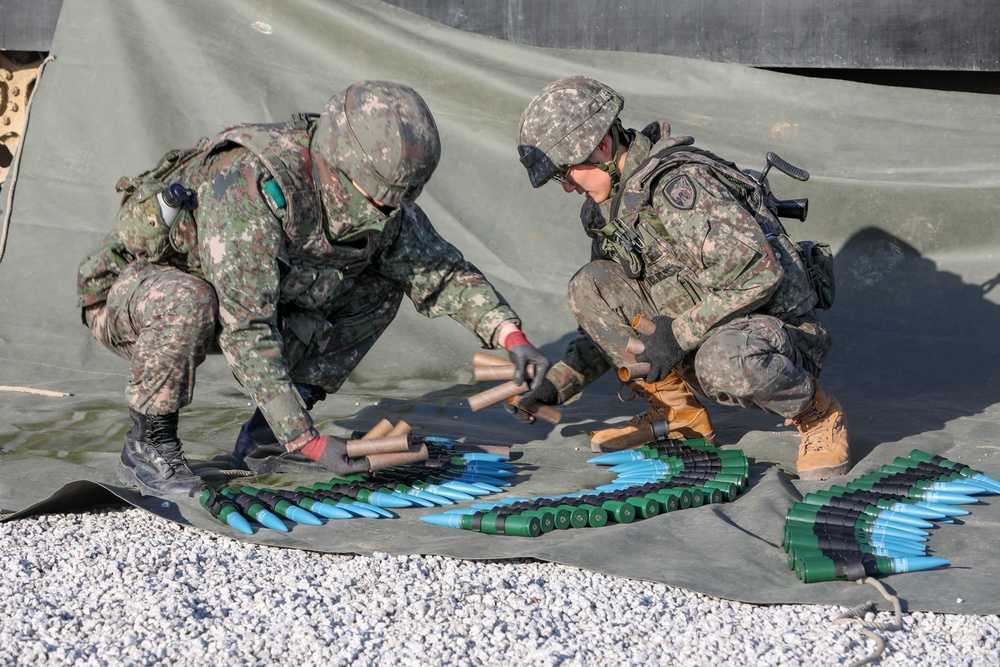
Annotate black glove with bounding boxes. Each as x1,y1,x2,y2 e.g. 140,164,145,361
635,315,685,383
505,332,553,391
301,435,370,476
504,378,560,425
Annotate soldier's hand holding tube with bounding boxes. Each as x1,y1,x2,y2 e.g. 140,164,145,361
296,434,370,476
504,378,560,425
502,329,552,391
635,315,685,383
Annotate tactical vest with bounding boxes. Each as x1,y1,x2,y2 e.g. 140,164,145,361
93,115,403,314
594,135,819,321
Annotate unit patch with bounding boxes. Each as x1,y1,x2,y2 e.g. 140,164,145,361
663,174,697,210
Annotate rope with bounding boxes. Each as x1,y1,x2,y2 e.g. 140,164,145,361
0,385,72,397
1,55,56,266
832,577,904,667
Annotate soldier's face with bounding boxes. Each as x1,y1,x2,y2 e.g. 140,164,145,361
560,164,613,203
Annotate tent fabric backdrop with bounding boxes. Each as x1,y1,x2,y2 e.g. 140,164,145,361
1,0,999,614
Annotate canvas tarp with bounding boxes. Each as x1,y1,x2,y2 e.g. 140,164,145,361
1,0,999,614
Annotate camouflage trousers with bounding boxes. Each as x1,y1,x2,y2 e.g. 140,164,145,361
86,260,402,414
567,260,831,419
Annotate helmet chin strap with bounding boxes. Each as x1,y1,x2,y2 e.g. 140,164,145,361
593,120,626,195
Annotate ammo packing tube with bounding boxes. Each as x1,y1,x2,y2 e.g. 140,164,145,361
367,443,429,472
467,380,528,411
344,435,412,458
361,418,394,439
199,487,253,535
506,395,563,425
472,352,514,367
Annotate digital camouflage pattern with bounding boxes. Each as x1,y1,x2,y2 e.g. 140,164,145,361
79,84,519,446
314,81,440,208
516,76,624,188
520,88,832,419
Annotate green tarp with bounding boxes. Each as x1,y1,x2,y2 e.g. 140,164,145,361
2,0,999,613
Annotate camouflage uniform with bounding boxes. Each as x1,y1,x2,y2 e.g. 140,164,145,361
542,123,830,420
79,92,519,450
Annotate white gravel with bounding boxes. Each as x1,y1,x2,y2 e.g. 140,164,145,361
2,504,998,667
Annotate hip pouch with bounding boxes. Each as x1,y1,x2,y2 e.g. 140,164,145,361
114,147,201,262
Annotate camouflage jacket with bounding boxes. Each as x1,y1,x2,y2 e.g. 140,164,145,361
78,118,518,444
549,123,821,401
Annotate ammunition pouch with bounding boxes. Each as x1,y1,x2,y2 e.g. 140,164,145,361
114,147,201,263
796,241,836,310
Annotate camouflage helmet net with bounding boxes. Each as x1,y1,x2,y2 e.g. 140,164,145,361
516,76,624,188
314,81,441,207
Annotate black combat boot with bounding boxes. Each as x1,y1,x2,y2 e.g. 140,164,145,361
230,384,326,470
117,408,204,496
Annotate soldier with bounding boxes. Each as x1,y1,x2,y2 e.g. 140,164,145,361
509,76,849,481
77,81,550,496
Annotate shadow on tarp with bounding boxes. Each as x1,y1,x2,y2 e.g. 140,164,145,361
4,226,1000,615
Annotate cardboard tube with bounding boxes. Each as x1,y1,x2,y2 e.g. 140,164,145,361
467,380,526,411
506,396,562,424
346,435,412,458
631,314,656,335
388,420,412,437
619,362,651,382
473,352,514,367
367,443,429,472
361,418,394,440
625,338,645,356
473,365,538,382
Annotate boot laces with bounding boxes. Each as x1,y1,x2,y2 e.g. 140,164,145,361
147,418,186,466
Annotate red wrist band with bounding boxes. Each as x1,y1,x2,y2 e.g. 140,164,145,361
503,330,530,351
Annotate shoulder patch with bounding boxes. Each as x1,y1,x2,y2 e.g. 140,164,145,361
663,174,697,210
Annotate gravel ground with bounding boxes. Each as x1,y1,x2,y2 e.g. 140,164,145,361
2,504,998,667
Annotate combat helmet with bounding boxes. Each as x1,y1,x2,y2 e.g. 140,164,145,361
516,76,624,188
313,81,440,208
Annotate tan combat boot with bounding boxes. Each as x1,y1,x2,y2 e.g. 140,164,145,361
792,382,851,481
590,372,716,452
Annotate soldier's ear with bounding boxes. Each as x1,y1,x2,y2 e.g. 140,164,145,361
587,134,613,163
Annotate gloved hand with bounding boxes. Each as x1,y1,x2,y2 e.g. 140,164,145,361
504,330,552,392
504,378,560,425
297,434,370,476
635,315,685,383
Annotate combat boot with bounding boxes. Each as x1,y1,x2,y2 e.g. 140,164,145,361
117,408,203,496
792,381,851,481
590,372,716,452
230,384,326,469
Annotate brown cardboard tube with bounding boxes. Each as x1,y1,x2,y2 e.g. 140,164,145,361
625,338,645,356
473,352,514,367
361,418,394,440
473,365,537,382
506,396,562,424
619,362,651,382
388,420,412,437
346,435,412,458
631,314,656,335
367,443,429,472
467,380,526,411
